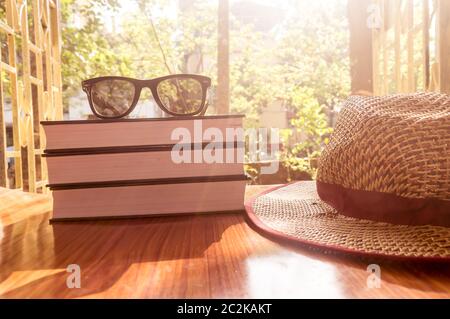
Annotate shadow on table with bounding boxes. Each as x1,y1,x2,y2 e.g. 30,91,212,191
0,212,243,298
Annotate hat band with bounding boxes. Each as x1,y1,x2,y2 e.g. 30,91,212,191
317,181,450,227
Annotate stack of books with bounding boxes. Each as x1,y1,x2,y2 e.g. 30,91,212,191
42,115,247,221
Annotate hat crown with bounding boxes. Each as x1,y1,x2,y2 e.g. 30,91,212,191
317,93,450,201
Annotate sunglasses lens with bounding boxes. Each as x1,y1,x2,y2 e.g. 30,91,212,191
156,77,204,115
90,79,135,118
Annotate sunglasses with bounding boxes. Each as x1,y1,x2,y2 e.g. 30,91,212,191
82,74,211,119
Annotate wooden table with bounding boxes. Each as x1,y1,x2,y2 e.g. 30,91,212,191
0,186,449,298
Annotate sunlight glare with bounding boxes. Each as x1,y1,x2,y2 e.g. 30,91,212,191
246,252,345,298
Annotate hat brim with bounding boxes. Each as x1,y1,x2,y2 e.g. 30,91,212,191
245,181,450,262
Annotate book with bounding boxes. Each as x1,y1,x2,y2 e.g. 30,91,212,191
41,115,244,149
44,144,244,184
49,177,247,221
41,115,247,221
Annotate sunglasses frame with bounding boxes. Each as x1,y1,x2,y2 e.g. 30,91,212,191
82,74,212,119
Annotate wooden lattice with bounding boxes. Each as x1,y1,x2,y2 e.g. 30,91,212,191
372,0,450,95
0,0,63,193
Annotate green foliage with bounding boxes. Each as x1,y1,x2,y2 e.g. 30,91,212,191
116,0,217,78
275,0,350,109
60,0,130,108
229,23,275,128
60,0,349,181
0,3,5,19
272,0,348,179
279,88,333,179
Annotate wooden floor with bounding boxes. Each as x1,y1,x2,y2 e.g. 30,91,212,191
0,186,449,299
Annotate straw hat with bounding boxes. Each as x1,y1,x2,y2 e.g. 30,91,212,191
245,93,450,260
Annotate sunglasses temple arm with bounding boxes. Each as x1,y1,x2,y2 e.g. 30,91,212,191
199,100,209,116
200,86,212,116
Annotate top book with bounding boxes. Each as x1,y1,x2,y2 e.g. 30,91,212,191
41,115,244,150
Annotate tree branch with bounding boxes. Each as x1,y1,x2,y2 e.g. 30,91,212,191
148,15,174,74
